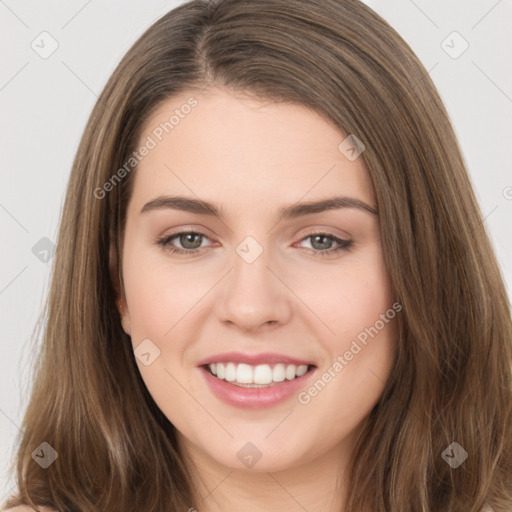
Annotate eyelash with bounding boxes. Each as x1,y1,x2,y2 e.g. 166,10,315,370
155,230,353,257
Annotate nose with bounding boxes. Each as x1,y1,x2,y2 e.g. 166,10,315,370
215,244,293,332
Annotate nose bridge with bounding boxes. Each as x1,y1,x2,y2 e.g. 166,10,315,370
216,235,292,329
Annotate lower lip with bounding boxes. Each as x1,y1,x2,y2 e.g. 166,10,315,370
199,366,316,409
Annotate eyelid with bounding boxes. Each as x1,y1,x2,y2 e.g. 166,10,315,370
296,225,352,240
159,224,216,240
156,225,353,257
155,227,216,255
158,225,350,244
292,229,353,255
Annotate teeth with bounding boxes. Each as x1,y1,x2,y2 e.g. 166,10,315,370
208,362,310,385
237,363,253,384
285,364,296,380
296,364,308,377
225,362,236,382
272,363,286,382
254,364,272,384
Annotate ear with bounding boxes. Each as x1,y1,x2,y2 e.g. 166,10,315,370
109,239,131,335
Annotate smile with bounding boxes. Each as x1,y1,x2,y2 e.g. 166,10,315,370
198,354,317,409
206,362,311,387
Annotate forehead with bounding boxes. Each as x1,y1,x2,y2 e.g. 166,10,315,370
129,87,375,213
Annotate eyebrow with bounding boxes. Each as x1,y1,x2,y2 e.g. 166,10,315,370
140,195,378,219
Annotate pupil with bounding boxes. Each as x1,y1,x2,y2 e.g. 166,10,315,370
312,235,331,250
182,233,201,249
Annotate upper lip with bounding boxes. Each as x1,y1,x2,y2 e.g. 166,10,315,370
197,351,316,367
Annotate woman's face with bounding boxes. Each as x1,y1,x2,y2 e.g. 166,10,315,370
117,87,398,473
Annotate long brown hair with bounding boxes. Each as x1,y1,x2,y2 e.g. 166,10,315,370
4,0,512,510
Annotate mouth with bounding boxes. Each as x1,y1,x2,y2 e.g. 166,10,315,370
202,362,316,388
197,355,318,409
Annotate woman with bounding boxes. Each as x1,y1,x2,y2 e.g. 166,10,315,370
4,0,511,510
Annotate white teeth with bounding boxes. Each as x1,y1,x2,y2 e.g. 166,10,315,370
253,364,273,384
272,363,286,382
207,362,311,385
285,364,296,380
296,364,308,377
225,362,236,382
236,363,253,384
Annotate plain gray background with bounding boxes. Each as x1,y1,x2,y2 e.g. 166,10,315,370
1,0,511,503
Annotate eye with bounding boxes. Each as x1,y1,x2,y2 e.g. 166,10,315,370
156,231,212,255
296,232,353,256
155,230,353,257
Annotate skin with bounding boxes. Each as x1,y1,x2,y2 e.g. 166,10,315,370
115,86,398,512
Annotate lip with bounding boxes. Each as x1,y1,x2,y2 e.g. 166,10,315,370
198,364,317,410
196,351,315,367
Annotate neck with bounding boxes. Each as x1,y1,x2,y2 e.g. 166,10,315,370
179,431,358,512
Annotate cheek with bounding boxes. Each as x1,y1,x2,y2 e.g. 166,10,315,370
291,243,397,400
290,242,395,341
121,243,204,341
308,254,397,422
121,246,205,426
